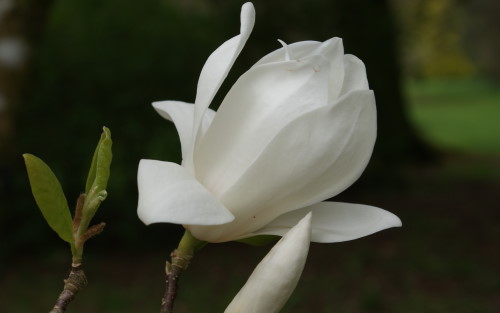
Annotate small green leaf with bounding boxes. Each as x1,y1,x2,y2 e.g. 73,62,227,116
85,139,101,195
93,127,112,193
236,235,279,246
23,154,74,244
85,127,112,195
81,127,112,228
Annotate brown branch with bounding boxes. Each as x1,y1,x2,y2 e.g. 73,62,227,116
49,264,88,313
160,249,193,313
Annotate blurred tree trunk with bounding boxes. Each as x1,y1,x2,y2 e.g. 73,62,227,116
0,0,53,197
466,0,500,82
328,0,436,177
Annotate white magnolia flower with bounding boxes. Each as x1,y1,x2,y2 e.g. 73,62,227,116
225,213,312,313
137,2,401,242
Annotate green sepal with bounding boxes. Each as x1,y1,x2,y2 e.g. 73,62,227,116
23,154,74,244
236,235,279,246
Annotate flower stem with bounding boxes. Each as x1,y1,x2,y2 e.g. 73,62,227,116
160,230,205,313
49,263,88,313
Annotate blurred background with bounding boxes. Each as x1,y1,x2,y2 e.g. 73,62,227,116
0,0,499,312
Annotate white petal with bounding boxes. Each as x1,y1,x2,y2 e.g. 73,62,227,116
195,54,331,197
319,38,345,99
137,159,234,226
276,39,292,61
188,90,375,242
340,54,369,95
152,101,215,162
261,90,376,211
253,38,345,99
253,202,402,243
253,38,342,66
225,213,312,313
253,41,320,65
186,3,255,170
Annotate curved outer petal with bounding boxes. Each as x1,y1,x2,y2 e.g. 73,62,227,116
184,2,255,172
152,101,215,162
189,90,376,242
195,54,331,196
252,202,402,243
137,159,234,225
225,213,312,313
254,90,376,212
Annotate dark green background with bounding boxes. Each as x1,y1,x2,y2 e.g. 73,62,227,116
0,0,499,312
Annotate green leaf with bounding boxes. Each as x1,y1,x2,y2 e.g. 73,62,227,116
85,127,112,195
93,126,112,192
23,154,74,244
85,139,101,195
236,235,279,246
82,127,112,226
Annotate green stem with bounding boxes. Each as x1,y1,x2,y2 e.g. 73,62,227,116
160,230,205,313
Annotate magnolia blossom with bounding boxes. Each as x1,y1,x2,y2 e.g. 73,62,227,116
137,2,401,242
225,213,312,313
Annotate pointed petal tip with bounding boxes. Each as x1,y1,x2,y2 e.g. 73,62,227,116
240,2,255,35
241,2,255,18
151,101,174,115
300,211,313,226
151,100,178,111
285,211,312,242
372,204,402,229
277,39,293,61
386,211,402,228
151,101,163,108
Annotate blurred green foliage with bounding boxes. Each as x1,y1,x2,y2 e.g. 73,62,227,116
392,0,476,78
408,78,500,155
